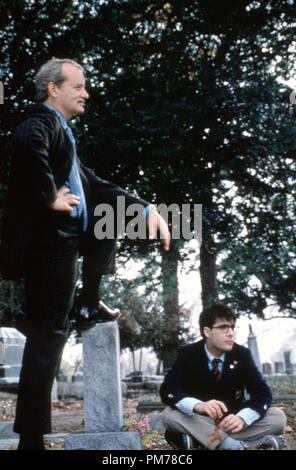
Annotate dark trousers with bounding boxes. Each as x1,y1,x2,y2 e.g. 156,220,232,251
13,214,117,436
14,218,80,435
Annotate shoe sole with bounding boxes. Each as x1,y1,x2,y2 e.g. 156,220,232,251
94,312,121,323
76,313,121,331
245,434,282,450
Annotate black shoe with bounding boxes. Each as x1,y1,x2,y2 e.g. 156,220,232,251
18,434,45,450
76,300,121,331
243,434,282,450
164,430,194,450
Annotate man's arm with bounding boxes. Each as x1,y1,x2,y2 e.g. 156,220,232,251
80,163,171,250
240,348,272,416
175,397,202,416
175,397,228,421
13,115,59,208
160,347,192,406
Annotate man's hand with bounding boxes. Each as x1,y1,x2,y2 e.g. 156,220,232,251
50,187,80,214
218,414,245,433
194,400,228,421
146,208,171,251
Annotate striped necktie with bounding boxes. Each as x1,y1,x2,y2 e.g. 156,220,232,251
64,125,88,231
212,358,222,382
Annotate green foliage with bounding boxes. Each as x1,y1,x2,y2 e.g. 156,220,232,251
266,376,296,396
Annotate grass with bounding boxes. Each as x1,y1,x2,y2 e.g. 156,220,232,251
266,376,296,395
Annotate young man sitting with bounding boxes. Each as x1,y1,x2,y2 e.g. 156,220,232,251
160,304,286,450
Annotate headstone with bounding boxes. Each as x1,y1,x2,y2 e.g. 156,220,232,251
0,335,4,365
65,322,141,450
275,362,284,374
262,362,272,375
51,377,58,401
0,327,25,385
148,413,165,432
83,322,123,432
247,324,262,372
284,351,294,375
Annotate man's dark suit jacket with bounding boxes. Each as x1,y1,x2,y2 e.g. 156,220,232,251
160,340,272,418
0,104,149,280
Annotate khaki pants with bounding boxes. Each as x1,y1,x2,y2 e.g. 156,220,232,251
162,406,286,450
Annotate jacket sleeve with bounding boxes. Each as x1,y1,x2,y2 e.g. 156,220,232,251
12,115,58,208
160,347,196,407
79,162,150,209
240,348,272,417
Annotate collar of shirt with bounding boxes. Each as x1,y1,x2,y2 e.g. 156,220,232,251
43,103,68,130
204,343,225,369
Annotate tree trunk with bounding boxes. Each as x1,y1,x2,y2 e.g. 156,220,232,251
156,360,162,375
199,243,219,308
132,349,136,373
161,241,180,372
138,348,142,372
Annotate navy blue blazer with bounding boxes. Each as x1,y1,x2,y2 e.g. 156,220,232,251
160,340,272,417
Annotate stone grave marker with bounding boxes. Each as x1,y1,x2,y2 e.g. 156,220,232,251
0,327,25,386
65,322,141,450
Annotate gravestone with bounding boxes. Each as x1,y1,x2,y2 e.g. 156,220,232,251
65,322,141,450
275,362,284,374
0,335,3,365
0,327,25,386
51,377,58,402
247,324,262,372
262,362,272,375
284,351,294,375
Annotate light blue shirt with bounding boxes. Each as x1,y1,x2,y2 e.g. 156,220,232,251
44,103,88,231
175,344,260,426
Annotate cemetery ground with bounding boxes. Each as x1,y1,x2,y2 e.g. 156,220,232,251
0,376,295,451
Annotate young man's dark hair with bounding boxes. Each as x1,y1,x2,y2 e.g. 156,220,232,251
199,303,237,339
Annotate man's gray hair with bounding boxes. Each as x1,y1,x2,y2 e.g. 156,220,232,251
35,58,83,103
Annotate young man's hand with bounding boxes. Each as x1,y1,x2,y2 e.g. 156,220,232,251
218,414,245,433
194,399,228,421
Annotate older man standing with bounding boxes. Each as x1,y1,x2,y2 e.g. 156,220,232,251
0,58,170,450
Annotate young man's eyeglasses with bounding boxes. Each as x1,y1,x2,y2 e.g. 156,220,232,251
210,323,237,333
